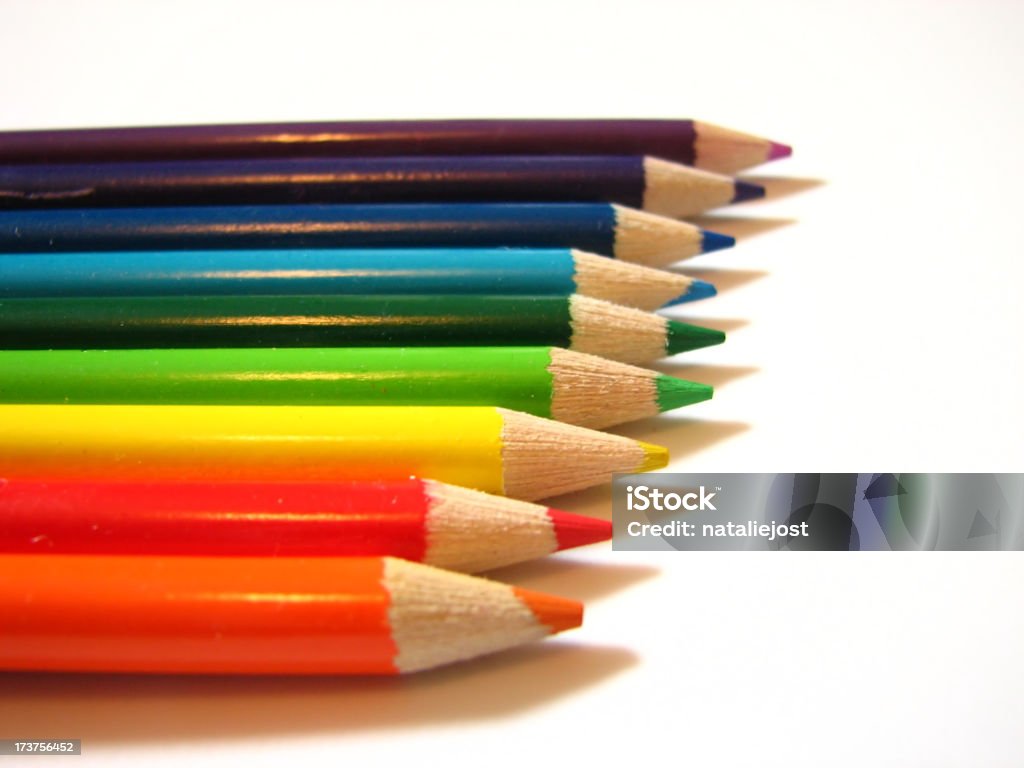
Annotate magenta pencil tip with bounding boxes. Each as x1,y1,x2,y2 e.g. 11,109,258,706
768,141,793,161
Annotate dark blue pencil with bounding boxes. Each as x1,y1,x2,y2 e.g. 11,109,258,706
0,156,763,218
0,247,716,310
0,203,733,266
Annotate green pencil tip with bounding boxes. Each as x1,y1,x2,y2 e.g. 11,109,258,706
665,320,726,355
655,375,714,412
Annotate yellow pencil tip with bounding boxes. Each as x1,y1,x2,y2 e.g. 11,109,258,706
636,441,669,472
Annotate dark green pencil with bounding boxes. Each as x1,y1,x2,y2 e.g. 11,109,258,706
0,294,725,364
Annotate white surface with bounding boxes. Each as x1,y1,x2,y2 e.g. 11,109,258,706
0,0,1022,765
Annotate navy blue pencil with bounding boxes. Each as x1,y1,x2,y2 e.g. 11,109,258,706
0,204,733,266
0,156,763,219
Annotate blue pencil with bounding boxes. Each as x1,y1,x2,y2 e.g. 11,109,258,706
0,156,763,219
0,248,716,310
0,203,734,266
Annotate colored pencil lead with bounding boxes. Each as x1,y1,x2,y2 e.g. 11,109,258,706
654,376,715,412
663,278,717,306
666,320,727,355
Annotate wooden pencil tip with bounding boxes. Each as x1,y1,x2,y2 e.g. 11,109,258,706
513,586,583,635
548,508,613,551
637,441,670,472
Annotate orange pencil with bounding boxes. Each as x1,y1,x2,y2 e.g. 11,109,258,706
0,555,582,675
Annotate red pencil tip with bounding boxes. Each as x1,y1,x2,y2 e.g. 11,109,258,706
768,141,793,161
548,508,613,551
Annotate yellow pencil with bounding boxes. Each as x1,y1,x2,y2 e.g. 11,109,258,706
0,405,667,501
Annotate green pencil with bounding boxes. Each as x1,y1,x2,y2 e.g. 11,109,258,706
0,294,725,364
0,347,712,429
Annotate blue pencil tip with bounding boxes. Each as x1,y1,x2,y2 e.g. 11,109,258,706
732,180,766,204
701,230,735,253
664,279,718,307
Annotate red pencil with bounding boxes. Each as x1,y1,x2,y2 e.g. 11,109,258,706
0,477,611,573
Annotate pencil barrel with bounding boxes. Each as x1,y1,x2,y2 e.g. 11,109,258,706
0,120,699,164
0,156,648,210
0,347,556,415
0,203,620,255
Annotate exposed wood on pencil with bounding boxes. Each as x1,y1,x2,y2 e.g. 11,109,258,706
642,157,762,217
571,249,712,310
612,205,733,266
499,408,666,499
547,347,712,429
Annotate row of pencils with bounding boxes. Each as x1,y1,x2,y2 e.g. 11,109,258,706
0,119,790,675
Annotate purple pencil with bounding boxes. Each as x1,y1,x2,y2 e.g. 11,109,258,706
0,120,791,174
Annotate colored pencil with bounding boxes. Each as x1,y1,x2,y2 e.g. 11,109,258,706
0,156,764,218
0,554,582,674
0,347,712,428
0,477,611,572
0,294,725,363
0,405,668,500
0,203,733,266
0,120,792,174
0,247,716,310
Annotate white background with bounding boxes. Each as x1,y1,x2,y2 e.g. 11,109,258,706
0,0,1022,765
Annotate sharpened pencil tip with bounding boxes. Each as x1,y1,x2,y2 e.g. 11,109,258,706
548,509,613,551
768,141,793,161
664,279,717,307
513,587,583,634
666,320,726,355
700,230,735,254
732,180,766,204
655,375,714,412
637,441,670,472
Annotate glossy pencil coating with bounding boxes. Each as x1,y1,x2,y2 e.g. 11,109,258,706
0,247,713,310
0,119,792,173
0,155,761,217
0,554,583,674
0,203,727,264
0,477,612,572
0,347,713,429
0,405,669,500
0,294,725,364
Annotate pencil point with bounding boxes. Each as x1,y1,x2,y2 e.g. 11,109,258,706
655,375,714,412
664,279,717,306
700,230,735,254
666,320,726,355
732,180,766,204
548,509,613,551
768,141,793,161
513,587,583,634
636,441,670,472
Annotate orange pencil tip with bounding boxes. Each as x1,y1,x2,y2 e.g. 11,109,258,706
514,587,583,634
548,508,613,551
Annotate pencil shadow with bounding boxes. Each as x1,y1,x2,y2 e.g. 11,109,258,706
649,362,760,389
669,267,768,292
689,215,796,240
660,314,749,333
483,557,660,600
737,175,826,200
0,643,636,744
611,417,750,461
